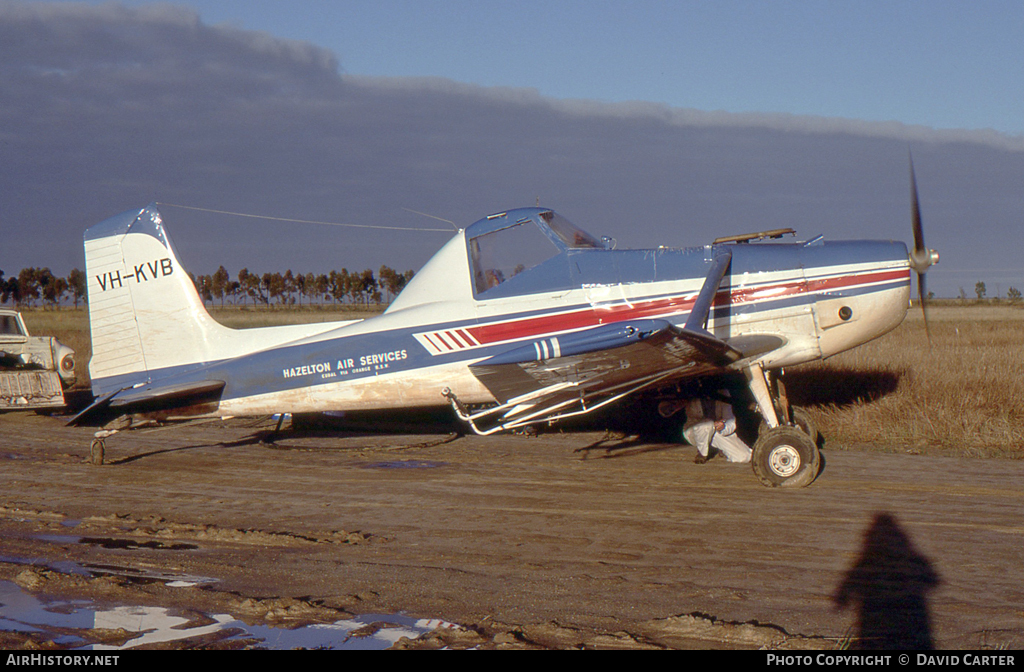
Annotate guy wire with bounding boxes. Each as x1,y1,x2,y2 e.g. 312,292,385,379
156,202,451,233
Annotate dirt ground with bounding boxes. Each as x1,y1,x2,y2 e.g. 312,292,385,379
1,411,1022,650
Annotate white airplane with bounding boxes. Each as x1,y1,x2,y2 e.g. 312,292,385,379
72,163,937,487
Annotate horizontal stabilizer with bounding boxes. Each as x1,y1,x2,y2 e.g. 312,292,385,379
68,379,225,427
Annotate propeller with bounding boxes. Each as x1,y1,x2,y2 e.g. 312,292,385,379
907,153,940,341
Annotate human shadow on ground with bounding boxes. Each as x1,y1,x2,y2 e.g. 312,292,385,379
834,512,939,650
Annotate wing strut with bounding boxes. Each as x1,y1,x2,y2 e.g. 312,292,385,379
683,250,732,334
443,366,687,436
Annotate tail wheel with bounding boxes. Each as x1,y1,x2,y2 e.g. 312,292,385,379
752,426,820,488
90,439,105,466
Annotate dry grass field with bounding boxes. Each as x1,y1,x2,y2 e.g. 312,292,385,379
17,303,1024,459
784,304,1024,458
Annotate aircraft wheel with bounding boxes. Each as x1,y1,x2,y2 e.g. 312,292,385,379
759,406,820,448
90,439,105,466
751,426,820,488
790,406,818,443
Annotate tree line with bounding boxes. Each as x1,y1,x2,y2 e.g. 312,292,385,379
0,265,415,309
195,265,415,307
7,265,1022,309
0,267,87,308
970,281,1022,303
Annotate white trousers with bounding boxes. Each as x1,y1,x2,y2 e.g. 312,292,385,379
684,411,757,465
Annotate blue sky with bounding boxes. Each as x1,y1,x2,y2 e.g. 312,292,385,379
56,0,1024,135
2,1,1022,298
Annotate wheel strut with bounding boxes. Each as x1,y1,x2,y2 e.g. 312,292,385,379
744,363,821,487
744,363,779,428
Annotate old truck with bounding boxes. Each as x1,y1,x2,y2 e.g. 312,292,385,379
0,309,76,411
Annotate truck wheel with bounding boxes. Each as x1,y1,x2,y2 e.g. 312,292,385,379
751,426,820,488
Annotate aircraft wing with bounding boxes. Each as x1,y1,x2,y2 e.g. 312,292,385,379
468,319,782,409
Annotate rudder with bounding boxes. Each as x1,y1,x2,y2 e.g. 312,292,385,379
84,204,230,395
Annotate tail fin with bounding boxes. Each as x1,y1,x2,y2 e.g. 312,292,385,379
84,204,232,395
84,205,357,398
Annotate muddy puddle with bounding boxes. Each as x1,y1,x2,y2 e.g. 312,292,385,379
1,533,456,649
360,459,447,470
0,580,456,650
2,532,217,587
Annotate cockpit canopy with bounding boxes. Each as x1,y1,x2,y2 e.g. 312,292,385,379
466,209,603,297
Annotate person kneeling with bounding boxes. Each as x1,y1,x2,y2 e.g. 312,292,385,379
681,397,752,464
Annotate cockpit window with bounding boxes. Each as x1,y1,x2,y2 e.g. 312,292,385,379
470,219,560,295
539,211,603,249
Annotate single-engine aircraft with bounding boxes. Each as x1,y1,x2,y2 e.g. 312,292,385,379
71,165,938,487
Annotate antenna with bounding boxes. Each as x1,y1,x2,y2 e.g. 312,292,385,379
402,207,459,231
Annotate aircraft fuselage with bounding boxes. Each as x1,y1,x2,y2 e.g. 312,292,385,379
82,205,911,421
194,240,910,417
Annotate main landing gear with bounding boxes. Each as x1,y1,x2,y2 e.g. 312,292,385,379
745,363,821,488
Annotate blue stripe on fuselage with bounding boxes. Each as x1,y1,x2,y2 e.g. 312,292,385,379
93,244,909,404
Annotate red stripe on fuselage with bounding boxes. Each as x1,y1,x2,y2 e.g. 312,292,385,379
422,333,448,352
466,267,908,347
803,269,908,293
446,330,471,348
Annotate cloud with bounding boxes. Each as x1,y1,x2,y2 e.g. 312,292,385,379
0,2,1021,299
354,75,1024,153
0,1,337,73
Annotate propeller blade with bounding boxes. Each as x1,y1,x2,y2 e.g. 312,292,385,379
910,154,926,255
907,153,939,274
908,151,936,345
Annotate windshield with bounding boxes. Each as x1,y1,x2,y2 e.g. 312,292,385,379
469,219,560,295
539,211,603,249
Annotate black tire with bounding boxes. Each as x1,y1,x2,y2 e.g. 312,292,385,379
758,406,821,448
751,425,820,488
789,407,820,447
